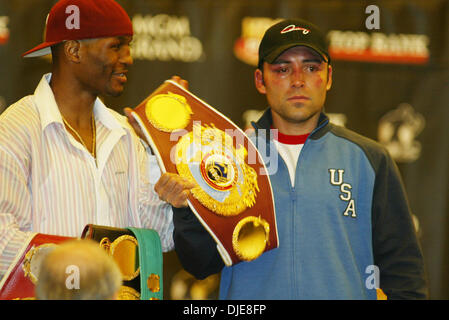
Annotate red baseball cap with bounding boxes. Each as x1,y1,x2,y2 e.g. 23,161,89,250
23,0,133,58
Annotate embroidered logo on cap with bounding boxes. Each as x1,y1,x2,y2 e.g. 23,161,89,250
280,24,310,35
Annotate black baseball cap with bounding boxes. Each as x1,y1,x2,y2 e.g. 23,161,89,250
258,18,330,69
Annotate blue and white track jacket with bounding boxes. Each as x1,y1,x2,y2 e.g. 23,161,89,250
173,109,428,300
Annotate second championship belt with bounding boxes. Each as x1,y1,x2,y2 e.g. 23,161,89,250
0,233,73,300
131,79,279,266
81,224,163,300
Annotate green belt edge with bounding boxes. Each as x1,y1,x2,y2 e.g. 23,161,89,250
127,227,163,300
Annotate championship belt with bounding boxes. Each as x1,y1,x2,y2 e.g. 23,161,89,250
0,233,73,300
81,224,163,300
131,79,279,266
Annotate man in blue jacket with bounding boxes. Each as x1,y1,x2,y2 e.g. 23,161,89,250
169,18,428,299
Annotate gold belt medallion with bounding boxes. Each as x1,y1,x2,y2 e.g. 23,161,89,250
175,123,259,216
100,235,140,281
200,151,238,191
232,216,270,261
22,243,57,284
145,92,192,132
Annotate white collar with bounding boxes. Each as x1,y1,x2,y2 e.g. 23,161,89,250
34,73,127,135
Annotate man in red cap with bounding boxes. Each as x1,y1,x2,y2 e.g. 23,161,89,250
0,0,192,280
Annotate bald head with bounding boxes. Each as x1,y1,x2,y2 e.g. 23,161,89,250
35,239,122,300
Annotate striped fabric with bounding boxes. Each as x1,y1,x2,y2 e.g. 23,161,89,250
0,74,173,279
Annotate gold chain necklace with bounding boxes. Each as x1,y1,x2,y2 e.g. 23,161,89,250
62,115,96,158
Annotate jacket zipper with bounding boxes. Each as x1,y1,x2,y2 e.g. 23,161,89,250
252,113,330,299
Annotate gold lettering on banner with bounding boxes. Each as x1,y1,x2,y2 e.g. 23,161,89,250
131,14,203,62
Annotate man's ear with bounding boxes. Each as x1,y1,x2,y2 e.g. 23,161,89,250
254,68,266,94
326,64,333,91
63,40,82,63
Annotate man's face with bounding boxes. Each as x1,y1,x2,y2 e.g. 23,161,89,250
77,36,133,97
255,46,332,130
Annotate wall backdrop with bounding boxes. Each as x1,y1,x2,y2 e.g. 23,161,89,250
0,0,447,299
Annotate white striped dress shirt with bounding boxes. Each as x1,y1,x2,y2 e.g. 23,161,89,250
0,74,174,279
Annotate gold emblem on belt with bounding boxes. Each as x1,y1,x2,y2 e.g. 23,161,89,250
175,124,259,216
145,92,192,132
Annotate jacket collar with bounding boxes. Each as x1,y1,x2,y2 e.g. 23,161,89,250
251,108,331,142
